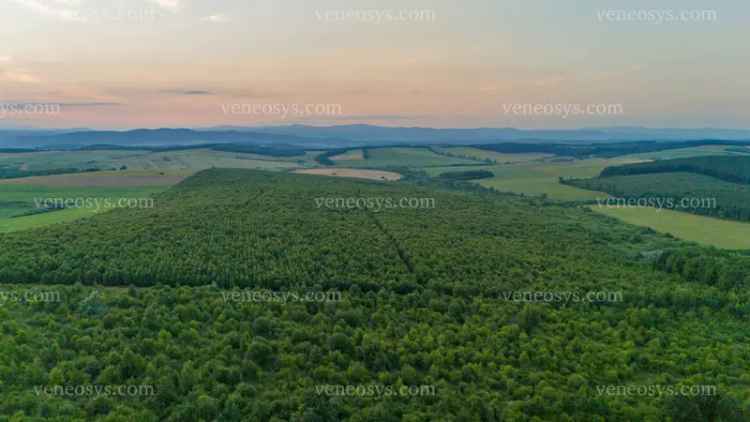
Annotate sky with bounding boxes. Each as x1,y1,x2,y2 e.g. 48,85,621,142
0,0,748,129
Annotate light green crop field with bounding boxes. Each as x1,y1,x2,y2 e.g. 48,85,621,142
0,150,151,171
0,149,317,174
334,147,480,168
620,145,747,161
425,157,643,201
0,146,318,233
0,207,100,233
116,149,309,172
432,146,553,163
591,206,750,250
483,177,606,201
330,149,364,161
0,172,174,233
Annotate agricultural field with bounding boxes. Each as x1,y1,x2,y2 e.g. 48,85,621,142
0,148,321,232
333,147,481,168
7,147,750,251
425,157,643,201
0,148,317,176
293,168,402,181
115,149,314,172
430,146,553,163
0,170,188,187
591,205,750,250
599,155,750,184
421,151,750,247
569,172,750,222
0,149,149,172
329,149,364,161
619,145,748,161
0,173,170,233
725,146,750,155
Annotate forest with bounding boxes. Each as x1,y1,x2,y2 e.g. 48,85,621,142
76,143,309,157
599,156,750,184
0,167,100,180
565,172,750,222
437,170,495,181
476,140,749,159
0,169,748,420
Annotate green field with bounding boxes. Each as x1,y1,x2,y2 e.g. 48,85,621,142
620,145,748,161
0,183,167,233
329,149,364,161
0,148,320,232
117,149,315,172
0,148,316,175
0,150,149,172
334,147,480,168
591,205,750,249
431,146,552,163
599,155,750,184
570,172,750,222
425,157,643,201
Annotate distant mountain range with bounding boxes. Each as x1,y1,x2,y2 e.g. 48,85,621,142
0,129,346,149
240,125,750,143
1,125,749,149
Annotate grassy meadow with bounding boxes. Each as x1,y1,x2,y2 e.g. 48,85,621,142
334,147,481,168
425,157,642,201
0,179,169,233
0,148,317,175
591,205,750,249
431,146,553,163
0,149,320,232
619,145,749,161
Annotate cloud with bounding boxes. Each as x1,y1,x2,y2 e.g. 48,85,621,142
59,102,123,108
147,0,180,12
330,114,430,121
0,56,13,63
9,0,86,21
0,70,41,83
202,14,229,23
161,89,214,96
0,101,122,108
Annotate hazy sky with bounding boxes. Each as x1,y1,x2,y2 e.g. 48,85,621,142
1,0,748,129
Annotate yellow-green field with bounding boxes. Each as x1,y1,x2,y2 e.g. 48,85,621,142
330,149,364,161
591,206,750,250
0,149,318,174
114,149,314,171
334,147,480,168
432,146,553,163
620,145,747,161
0,170,177,233
425,157,643,201
0,207,101,233
0,148,324,234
